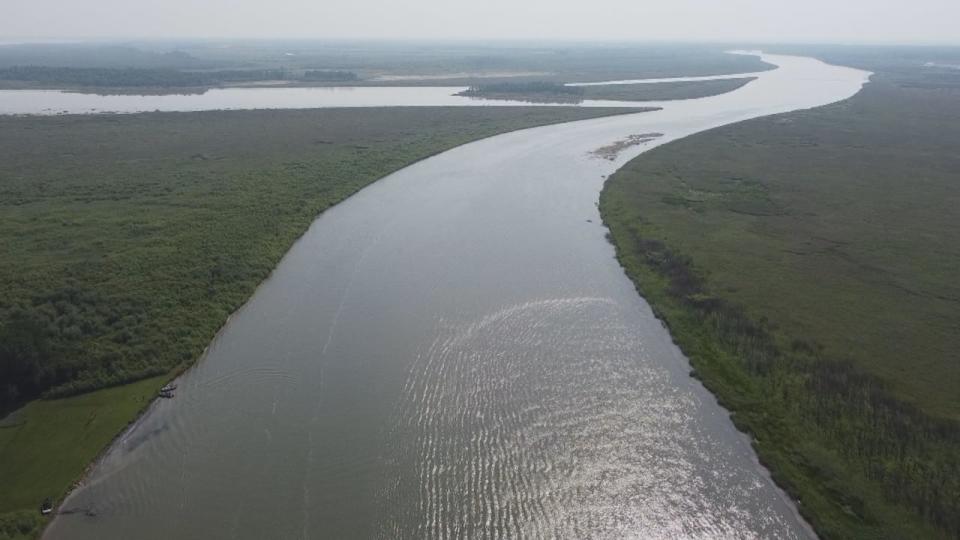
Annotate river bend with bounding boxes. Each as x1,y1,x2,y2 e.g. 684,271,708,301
44,53,869,539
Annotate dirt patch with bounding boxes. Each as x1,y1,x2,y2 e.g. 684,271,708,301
590,133,663,160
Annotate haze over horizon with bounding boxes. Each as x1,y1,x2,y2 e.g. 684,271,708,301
3,0,959,46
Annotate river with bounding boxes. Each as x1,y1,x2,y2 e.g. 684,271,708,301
0,85,649,115
42,54,869,539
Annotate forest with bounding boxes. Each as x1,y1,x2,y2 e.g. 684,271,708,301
0,66,360,88
0,105,634,538
0,106,631,414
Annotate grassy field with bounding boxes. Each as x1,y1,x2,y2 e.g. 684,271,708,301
459,77,756,103
0,105,632,538
0,377,166,539
600,63,960,537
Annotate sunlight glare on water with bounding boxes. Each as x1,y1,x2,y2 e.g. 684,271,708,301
44,53,868,539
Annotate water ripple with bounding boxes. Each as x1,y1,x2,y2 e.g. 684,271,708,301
375,297,804,539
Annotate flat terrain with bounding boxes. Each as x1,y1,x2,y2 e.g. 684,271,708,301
0,377,164,540
0,105,632,538
583,77,755,100
0,42,773,90
459,77,756,103
601,62,960,538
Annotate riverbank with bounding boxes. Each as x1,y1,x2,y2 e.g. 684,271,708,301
36,53,872,539
0,106,636,539
599,68,960,538
456,77,756,104
0,43,775,94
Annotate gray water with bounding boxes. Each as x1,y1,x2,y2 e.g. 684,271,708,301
44,54,869,539
0,85,653,115
0,51,769,116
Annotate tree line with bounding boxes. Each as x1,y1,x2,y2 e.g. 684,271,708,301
0,66,360,88
459,81,584,97
0,285,164,415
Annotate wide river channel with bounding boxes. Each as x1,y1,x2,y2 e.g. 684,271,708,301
41,54,869,539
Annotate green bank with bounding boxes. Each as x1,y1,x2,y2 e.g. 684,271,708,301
0,42,774,90
0,105,633,539
600,59,960,537
457,77,756,103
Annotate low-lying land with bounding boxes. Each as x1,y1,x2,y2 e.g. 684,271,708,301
458,77,755,103
600,62,960,538
458,81,586,102
0,41,773,91
0,66,360,94
0,105,633,539
583,77,755,101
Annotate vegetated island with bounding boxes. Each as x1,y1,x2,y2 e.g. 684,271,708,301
0,65,755,99
599,57,960,539
457,78,756,103
0,105,639,539
0,42,775,93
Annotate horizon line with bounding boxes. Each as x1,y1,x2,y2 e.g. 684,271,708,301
2,36,960,48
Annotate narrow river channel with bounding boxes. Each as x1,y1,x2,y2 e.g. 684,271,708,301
44,54,869,539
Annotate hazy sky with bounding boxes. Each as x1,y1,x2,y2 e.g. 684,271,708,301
4,0,959,44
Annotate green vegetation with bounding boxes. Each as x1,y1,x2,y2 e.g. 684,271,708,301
0,377,166,539
459,78,756,103
600,65,960,537
0,66,212,88
458,81,586,102
0,44,205,70
581,77,755,101
0,105,632,538
0,66,359,90
0,41,773,88
769,44,960,91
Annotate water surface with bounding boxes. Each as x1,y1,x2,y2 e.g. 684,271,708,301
44,54,870,539
0,85,653,115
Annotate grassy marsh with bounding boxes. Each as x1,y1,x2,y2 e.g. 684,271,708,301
600,65,960,538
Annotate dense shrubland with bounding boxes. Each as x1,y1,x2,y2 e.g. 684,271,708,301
0,106,634,539
0,66,359,89
458,78,756,103
0,106,628,415
600,69,960,538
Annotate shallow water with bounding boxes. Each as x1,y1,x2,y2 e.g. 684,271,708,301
44,54,869,539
